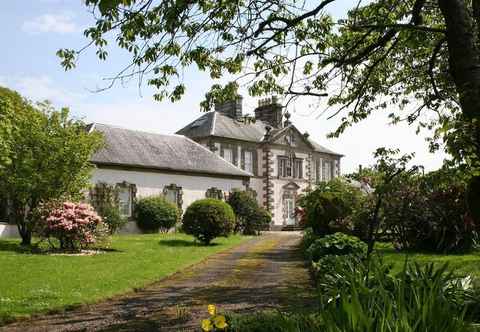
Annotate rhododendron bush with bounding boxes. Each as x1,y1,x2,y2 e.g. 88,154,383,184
35,201,109,251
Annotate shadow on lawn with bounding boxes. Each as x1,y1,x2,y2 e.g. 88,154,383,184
0,240,123,255
0,240,35,253
159,239,219,247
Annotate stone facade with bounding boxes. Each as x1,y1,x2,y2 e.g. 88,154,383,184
179,97,343,229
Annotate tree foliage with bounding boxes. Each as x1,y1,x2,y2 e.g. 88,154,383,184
62,0,480,172
298,177,365,237
0,87,104,245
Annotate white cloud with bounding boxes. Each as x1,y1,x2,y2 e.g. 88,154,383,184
22,12,77,34
287,98,447,173
2,75,84,105
73,97,201,133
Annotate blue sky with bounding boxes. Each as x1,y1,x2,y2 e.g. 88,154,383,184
0,1,447,173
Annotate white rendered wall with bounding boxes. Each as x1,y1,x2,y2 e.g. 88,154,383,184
91,168,247,212
249,177,264,207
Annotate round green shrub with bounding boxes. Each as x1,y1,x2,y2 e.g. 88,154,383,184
135,195,179,233
227,190,258,232
182,198,235,245
306,232,367,262
227,190,270,235
246,207,271,235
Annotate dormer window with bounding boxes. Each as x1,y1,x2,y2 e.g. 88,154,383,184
223,148,233,164
244,150,253,173
220,143,237,166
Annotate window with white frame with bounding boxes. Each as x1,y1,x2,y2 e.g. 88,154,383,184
163,184,183,210
278,156,293,177
118,186,132,217
165,189,177,205
293,158,303,179
223,148,233,164
323,161,331,181
315,159,321,182
279,156,303,178
244,150,253,173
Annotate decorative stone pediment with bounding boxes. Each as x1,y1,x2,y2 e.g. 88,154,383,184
271,126,312,150
282,182,300,190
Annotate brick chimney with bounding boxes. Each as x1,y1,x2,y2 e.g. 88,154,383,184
214,95,243,119
254,96,283,128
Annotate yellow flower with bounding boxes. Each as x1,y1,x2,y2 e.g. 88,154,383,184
201,319,213,331
207,304,216,316
213,315,228,329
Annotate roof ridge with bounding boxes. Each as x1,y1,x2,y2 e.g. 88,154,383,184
94,122,176,137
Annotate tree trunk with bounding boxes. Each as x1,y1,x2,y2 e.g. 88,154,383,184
438,0,480,121
20,228,32,246
366,195,382,256
12,201,31,246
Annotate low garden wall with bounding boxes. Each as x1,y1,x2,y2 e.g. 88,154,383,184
0,223,19,238
117,221,143,235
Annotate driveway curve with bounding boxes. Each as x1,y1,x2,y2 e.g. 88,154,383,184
1,232,315,332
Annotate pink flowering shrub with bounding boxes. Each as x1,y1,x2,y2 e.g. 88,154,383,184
36,201,108,251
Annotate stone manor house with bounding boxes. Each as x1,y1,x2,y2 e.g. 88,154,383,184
0,96,343,237
176,96,343,229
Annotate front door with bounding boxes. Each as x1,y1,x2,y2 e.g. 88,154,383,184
285,198,295,225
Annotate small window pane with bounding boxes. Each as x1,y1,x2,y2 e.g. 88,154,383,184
165,189,178,205
286,159,292,177
324,161,331,181
315,160,321,182
244,151,253,173
279,158,285,177
223,148,233,164
118,188,131,217
294,159,303,179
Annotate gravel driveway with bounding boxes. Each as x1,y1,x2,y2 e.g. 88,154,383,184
1,232,315,332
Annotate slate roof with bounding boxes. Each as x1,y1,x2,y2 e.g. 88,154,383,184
176,111,343,156
90,123,251,178
176,111,267,142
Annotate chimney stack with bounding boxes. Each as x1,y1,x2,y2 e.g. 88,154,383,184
254,96,283,128
214,95,243,119
283,111,292,127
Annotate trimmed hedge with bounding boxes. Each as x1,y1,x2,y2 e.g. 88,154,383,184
182,198,235,245
135,195,179,233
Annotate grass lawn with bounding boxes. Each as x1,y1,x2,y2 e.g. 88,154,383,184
0,233,249,324
376,243,480,282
